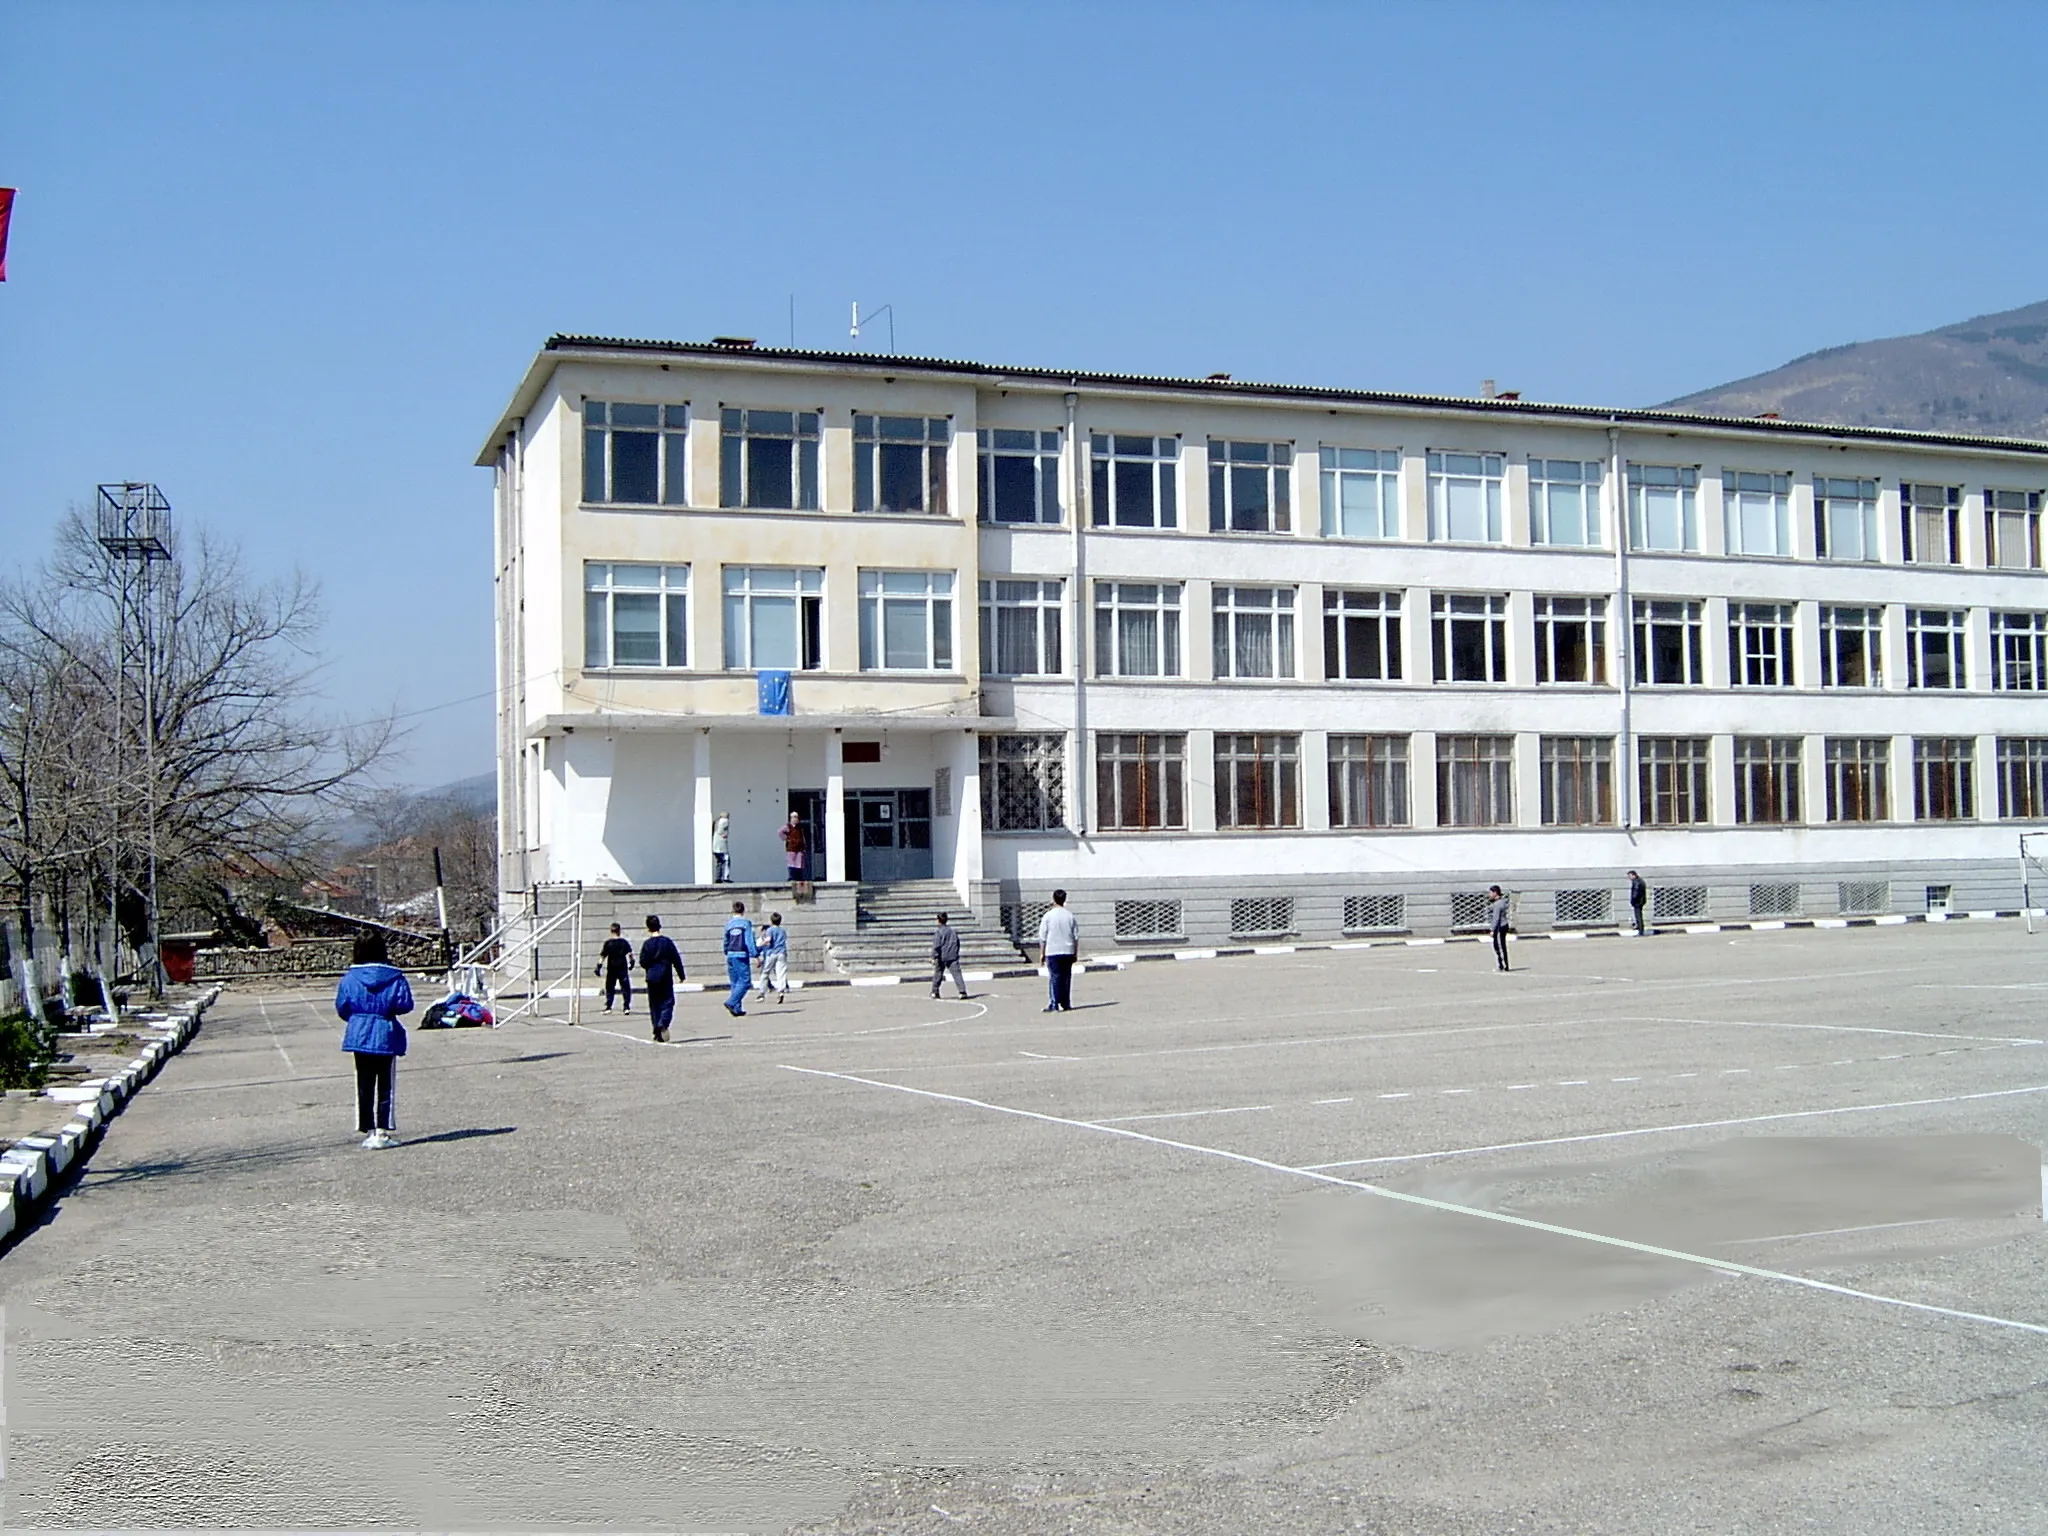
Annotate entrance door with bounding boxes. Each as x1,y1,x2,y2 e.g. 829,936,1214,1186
788,790,826,881
845,789,933,883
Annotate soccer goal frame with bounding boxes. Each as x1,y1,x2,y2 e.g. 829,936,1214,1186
2020,834,2048,934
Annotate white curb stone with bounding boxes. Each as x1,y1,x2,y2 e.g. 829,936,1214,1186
14,1134,65,1174
1,1149,50,1202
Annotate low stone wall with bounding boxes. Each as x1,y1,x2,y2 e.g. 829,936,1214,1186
194,931,445,980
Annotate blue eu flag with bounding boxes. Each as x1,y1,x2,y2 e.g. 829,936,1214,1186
758,669,793,716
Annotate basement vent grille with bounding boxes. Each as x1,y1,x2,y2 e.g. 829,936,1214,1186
1343,894,1406,933
1653,885,1708,920
1114,899,1183,941
1230,896,1294,938
1554,889,1610,926
1839,881,1890,915
1749,883,1801,916
1450,892,1493,930
1001,902,1051,943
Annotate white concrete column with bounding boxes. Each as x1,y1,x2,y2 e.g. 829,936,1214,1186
1299,583,1327,682
1881,604,1909,691
825,731,847,883
1698,472,1727,558
1975,733,2001,821
1187,728,1217,833
953,730,984,899
1892,733,1917,824
1512,732,1543,827
1794,600,1822,692
1068,727,1089,833
1960,490,1988,568
1303,729,1332,832
1406,588,1434,685
1789,480,1818,561
1295,443,1321,538
1505,590,1536,687
1411,730,1439,828
1185,439,1210,532
1186,579,1215,681
1876,484,1905,565
1702,597,1732,690
1709,733,1737,827
1505,459,1532,547
691,729,714,885
1802,734,1829,826
1966,606,1993,693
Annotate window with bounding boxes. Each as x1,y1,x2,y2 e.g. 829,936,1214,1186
1997,738,2048,818
1992,611,2048,691
1431,593,1508,683
1096,732,1186,830
1320,447,1401,539
855,414,950,515
1987,489,2043,569
1090,434,1178,528
1627,465,1699,551
721,566,822,671
979,428,1062,524
1729,602,1796,687
583,402,688,506
1902,483,1961,565
1914,737,1974,821
719,408,820,510
1437,734,1514,827
981,734,1066,832
1816,477,1879,561
1825,737,1889,822
1540,736,1614,826
1329,735,1409,828
1213,586,1296,679
1533,596,1606,684
1215,733,1300,829
858,570,955,671
1324,589,1403,681
1209,440,1292,532
1093,581,1182,678
1529,459,1604,547
1633,599,1704,685
1426,452,1504,542
1723,471,1791,557
979,579,1063,677
1906,608,1966,689
1820,605,1884,687
1638,737,1710,825
585,563,688,668
1734,736,1801,824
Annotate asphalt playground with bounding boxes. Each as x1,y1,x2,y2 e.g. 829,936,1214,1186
2,919,2045,1533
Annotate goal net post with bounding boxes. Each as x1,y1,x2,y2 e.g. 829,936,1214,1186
2019,834,2048,933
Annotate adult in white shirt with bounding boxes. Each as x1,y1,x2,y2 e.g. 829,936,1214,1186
1035,889,1080,1013
711,810,732,883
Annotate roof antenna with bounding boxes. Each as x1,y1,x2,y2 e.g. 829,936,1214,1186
850,300,895,352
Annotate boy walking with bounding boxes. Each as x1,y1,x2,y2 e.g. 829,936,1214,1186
722,900,759,1017
759,911,790,1003
598,922,634,1012
1488,885,1512,972
930,912,969,1000
1628,870,1647,935
1035,890,1080,1012
639,915,684,1043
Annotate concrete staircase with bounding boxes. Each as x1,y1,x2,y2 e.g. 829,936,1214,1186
824,879,1030,976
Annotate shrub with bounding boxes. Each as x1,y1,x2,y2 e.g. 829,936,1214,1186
0,1011,56,1092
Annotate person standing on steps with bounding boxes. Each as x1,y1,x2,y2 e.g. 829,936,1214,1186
639,914,684,1043
931,912,969,1000
758,911,790,1004
1628,869,1647,935
781,811,808,885
336,931,412,1149
1036,889,1080,1012
722,900,759,1017
1488,884,1512,972
711,810,732,883
598,922,634,1013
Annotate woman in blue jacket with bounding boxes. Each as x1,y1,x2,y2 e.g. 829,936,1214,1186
336,932,413,1148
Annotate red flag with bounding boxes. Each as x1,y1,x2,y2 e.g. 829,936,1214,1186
0,189,13,281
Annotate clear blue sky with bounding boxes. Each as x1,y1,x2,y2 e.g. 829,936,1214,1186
4,1,2044,786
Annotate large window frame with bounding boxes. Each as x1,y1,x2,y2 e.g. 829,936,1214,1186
1209,440,1292,533
1328,735,1409,828
979,428,1063,524
1628,465,1699,552
1090,434,1179,529
1323,589,1403,681
1906,608,1967,690
719,408,821,511
1426,452,1505,543
1913,737,1975,821
981,734,1067,832
1992,610,2048,692
857,570,956,673
1987,489,2043,570
1729,602,1796,688
1816,477,1880,562
1723,470,1791,557
1533,596,1606,685
1734,736,1801,824
1825,737,1890,822
1431,592,1509,683
1436,734,1514,827
1820,605,1884,688
1540,736,1614,826
1320,447,1401,539
1997,738,2048,819
1096,732,1186,831
1529,459,1605,547
585,562,689,670
1633,599,1705,686
721,566,823,672
978,578,1064,678
1093,581,1183,678
1212,585,1296,680
1638,736,1710,826
1902,482,1962,565
854,415,951,515
1214,733,1301,830
583,402,688,506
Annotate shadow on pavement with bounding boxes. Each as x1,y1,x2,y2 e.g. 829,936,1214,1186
403,1126,517,1146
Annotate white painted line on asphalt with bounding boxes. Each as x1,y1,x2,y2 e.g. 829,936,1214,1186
1314,1097,1353,1105
1557,1079,1589,1086
851,976,902,987
255,994,297,1076
1919,982,2048,991
778,1065,2048,1340
1019,1050,1080,1061
1095,1104,1275,1124
1441,1088,1472,1095
1716,1216,1958,1247
1301,1082,2048,1171
1647,1014,2044,1046
1507,1084,1537,1091
1611,1076,1640,1082
1379,1092,1410,1100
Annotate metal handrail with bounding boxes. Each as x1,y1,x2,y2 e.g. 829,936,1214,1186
450,882,585,1024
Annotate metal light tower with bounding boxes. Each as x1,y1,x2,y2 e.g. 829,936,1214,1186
95,482,172,1001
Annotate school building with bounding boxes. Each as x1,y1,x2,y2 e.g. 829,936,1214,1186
477,335,2048,954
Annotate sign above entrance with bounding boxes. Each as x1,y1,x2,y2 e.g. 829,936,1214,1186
757,669,792,716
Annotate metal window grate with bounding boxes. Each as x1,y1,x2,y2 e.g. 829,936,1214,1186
1749,883,1801,916
1653,885,1707,919
1343,893,1406,932
1230,896,1294,937
1839,881,1890,914
1114,899,1183,940
1450,891,1493,929
1001,902,1051,943
1554,889,1610,925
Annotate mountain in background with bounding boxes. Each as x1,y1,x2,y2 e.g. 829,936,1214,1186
1661,298,2048,441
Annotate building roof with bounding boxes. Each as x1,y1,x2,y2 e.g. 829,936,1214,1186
476,333,2048,464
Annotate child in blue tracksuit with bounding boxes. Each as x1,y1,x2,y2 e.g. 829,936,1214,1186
722,900,759,1017
335,931,413,1149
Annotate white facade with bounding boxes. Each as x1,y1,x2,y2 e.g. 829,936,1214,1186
480,337,2048,938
